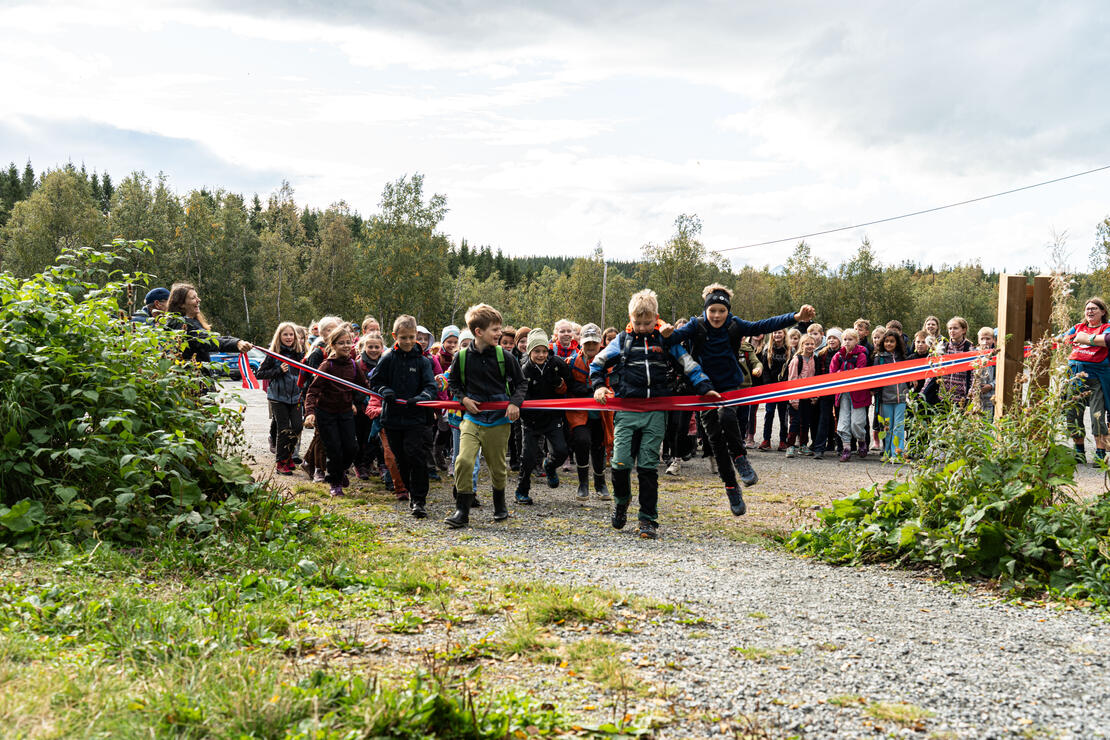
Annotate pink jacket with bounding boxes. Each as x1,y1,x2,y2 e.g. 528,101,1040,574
828,344,870,407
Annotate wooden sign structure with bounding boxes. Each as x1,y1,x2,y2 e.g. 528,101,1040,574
995,274,1053,416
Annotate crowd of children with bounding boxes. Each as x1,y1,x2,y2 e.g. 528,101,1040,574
253,285,1024,540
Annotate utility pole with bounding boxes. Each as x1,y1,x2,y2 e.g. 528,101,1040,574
600,251,608,328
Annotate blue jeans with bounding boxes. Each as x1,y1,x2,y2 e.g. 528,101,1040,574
879,402,907,456
451,424,482,490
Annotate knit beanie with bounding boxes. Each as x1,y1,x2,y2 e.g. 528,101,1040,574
441,325,460,343
459,329,474,344
826,328,843,342
526,328,549,355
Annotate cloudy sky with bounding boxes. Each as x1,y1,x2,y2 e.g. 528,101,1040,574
2,1,1108,272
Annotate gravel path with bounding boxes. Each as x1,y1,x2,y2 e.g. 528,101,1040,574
227,382,1110,738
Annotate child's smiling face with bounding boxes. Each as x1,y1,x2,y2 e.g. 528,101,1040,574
705,304,729,328
394,328,417,353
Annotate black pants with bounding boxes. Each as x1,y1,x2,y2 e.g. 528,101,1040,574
316,408,356,485
509,420,523,468
354,413,383,471
788,399,817,446
385,426,429,504
763,401,789,442
571,417,606,474
269,400,303,462
663,410,695,461
699,404,745,489
519,417,569,494
811,396,838,454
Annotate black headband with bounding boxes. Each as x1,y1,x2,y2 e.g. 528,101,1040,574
704,291,731,311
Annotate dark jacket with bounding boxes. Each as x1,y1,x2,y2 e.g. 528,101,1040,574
369,345,437,429
760,343,791,385
590,324,713,399
666,312,796,390
165,315,241,375
447,343,527,427
130,306,156,325
519,355,583,427
305,355,371,416
256,345,302,405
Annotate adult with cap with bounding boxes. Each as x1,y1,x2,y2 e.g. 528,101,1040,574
662,282,814,517
131,287,169,325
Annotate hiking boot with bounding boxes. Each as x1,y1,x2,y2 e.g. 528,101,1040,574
665,459,681,476
276,460,293,476
777,441,788,452
444,493,470,528
610,469,631,529
734,454,758,487
838,449,852,463
328,485,343,497
515,489,534,505
757,440,771,451
785,446,797,459
594,473,611,500
725,486,747,516
543,458,559,488
410,501,427,518
576,466,590,500
313,471,326,484
638,520,659,539
492,489,509,521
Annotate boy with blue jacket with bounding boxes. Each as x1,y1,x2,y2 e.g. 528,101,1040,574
662,284,815,516
590,289,720,540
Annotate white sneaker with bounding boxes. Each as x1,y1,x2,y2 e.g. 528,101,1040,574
785,446,797,459
709,457,718,474
665,459,681,476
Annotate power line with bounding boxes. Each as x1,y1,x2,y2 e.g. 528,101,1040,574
713,164,1110,254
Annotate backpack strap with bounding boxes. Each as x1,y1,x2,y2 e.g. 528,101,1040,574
726,318,743,357
495,345,510,395
458,348,467,389
692,317,708,360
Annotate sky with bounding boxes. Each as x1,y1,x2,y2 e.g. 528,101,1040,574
2,0,1109,273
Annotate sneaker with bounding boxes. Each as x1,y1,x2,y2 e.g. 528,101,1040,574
276,461,293,476
745,435,756,447
813,451,825,460
798,445,814,457
709,457,718,474
328,485,343,496
757,440,771,451
356,466,370,481
638,520,659,539
515,491,534,505
838,450,852,463
734,455,758,487
725,486,746,516
313,471,326,483
543,458,559,488
777,441,788,452
428,469,441,481
292,455,303,465
395,489,409,501
410,502,427,518
665,459,681,476
269,438,276,454
785,446,797,459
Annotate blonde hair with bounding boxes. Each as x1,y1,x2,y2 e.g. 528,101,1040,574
317,315,343,340
701,283,733,300
947,316,969,333
806,322,823,336
268,321,304,354
553,318,572,332
326,325,352,350
465,303,502,332
786,327,802,352
628,289,659,319
358,331,384,354
361,316,379,334
392,314,418,333
842,328,860,342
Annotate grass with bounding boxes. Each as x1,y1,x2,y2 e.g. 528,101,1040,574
504,581,614,624
865,701,934,725
731,645,802,661
564,637,635,691
827,693,867,707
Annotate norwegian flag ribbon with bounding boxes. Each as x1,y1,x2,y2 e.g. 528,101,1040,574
254,346,996,412
239,353,261,390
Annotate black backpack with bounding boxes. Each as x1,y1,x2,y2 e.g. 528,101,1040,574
691,316,744,362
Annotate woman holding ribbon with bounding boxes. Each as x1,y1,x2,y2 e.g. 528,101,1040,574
1065,297,1110,464
164,282,252,386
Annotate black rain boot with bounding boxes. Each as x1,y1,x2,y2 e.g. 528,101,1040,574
610,468,631,529
410,493,427,519
594,472,610,500
492,489,509,521
471,493,482,508
575,465,590,501
544,457,560,488
445,491,471,528
635,467,660,536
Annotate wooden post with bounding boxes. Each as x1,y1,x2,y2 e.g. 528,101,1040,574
995,274,1028,417
1029,275,1053,392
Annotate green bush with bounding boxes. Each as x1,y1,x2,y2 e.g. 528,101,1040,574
788,343,1110,605
0,241,292,547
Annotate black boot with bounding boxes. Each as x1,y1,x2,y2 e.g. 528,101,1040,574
594,472,610,500
410,493,427,519
492,489,509,521
575,465,590,501
445,491,471,528
471,493,482,508
543,457,559,488
636,467,659,532
725,485,746,516
514,476,533,505
734,454,759,487
610,468,631,529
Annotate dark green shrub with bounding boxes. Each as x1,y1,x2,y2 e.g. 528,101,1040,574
0,241,292,547
788,341,1110,605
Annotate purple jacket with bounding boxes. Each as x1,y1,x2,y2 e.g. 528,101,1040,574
829,344,871,407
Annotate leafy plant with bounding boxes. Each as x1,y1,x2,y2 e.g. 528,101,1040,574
0,241,306,547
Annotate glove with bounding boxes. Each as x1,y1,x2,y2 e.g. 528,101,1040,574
381,389,396,405
406,397,423,407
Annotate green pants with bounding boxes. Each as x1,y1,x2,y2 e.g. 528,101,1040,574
455,420,511,493
611,410,666,471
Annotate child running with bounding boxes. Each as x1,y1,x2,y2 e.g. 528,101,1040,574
591,289,720,539
256,321,305,476
304,325,371,497
369,315,438,517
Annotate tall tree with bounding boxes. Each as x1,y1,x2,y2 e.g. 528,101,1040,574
0,169,103,276
638,214,728,323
